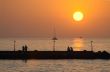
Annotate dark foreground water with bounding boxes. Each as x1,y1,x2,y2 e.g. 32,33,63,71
0,60,110,72
0,38,110,72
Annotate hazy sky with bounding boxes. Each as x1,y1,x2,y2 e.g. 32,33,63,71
0,0,110,38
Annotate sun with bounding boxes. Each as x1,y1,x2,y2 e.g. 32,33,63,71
73,11,84,21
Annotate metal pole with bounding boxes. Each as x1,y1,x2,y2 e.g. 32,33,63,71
52,24,57,51
52,37,57,51
14,40,16,51
91,41,93,51
53,40,55,51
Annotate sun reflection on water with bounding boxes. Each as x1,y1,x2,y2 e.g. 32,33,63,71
72,38,84,51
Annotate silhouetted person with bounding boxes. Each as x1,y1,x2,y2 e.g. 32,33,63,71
22,46,25,51
67,46,70,51
70,47,73,52
24,45,28,51
22,45,28,51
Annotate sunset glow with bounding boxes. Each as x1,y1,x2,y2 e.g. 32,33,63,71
73,11,84,21
0,0,110,38
73,38,84,51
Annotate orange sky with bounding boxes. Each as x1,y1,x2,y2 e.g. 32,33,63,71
0,0,110,38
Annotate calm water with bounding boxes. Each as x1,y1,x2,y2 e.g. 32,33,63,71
0,38,110,72
0,60,110,72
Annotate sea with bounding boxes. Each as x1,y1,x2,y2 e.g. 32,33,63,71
0,38,110,72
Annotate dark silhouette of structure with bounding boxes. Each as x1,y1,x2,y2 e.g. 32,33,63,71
0,46,109,59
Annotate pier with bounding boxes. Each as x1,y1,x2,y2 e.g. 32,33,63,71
0,47,109,59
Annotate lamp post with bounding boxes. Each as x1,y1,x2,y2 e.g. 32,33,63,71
52,37,57,51
90,41,93,52
52,24,58,51
14,40,16,51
